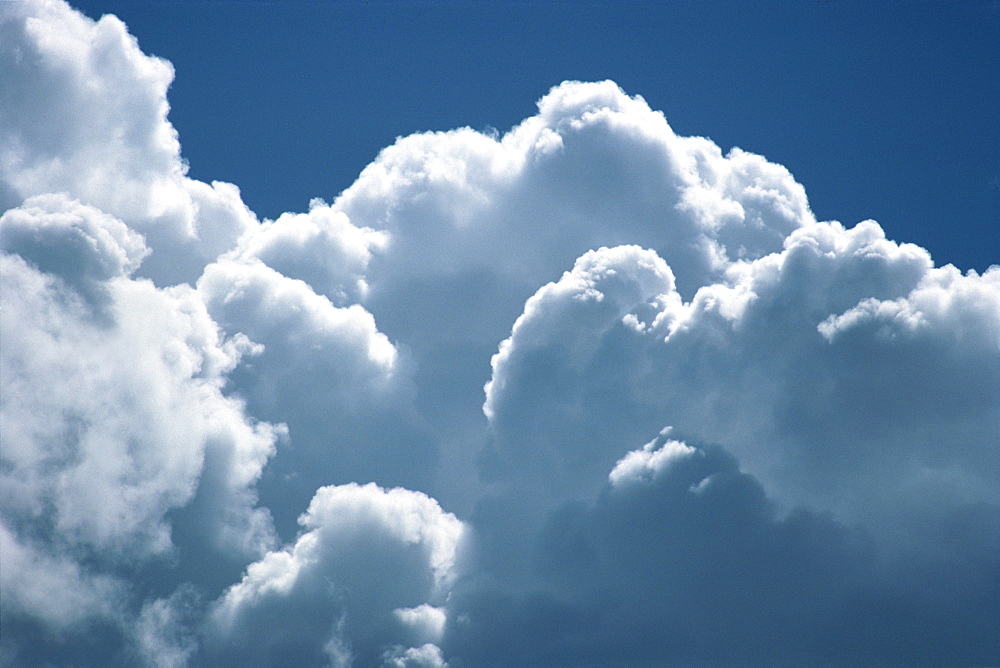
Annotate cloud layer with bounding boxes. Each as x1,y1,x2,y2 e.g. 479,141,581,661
1,2,997,666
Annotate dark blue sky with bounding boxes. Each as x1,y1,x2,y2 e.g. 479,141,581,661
72,0,999,271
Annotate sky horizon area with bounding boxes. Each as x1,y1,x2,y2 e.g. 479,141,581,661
1,1,998,666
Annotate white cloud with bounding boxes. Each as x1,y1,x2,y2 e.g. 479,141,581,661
196,256,439,538
1,0,257,285
227,198,388,307
133,588,201,668
481,220,999,530
450,425,999,666
198,258,399,406
341,80,816,357
658,222,999,522
0,520,123,631
0,194,279,651
205,483,464,666
464,215,998,662
0,193,148,289
381,643,449,668
327,80,822,520
392,606,447,646
607,427,698,488
482,245,681,501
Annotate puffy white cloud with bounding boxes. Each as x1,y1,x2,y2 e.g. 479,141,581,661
0,266,275,556
133,588,201,668
482,245,680,501
606,427,697,488
0,0,257,285
205,483,464,666
0,193,148,290
381,643,449,668
482,224,999,532
343,80,812,297
0,194,279,653
337,80,817,379
226,198,388,307
197,257,438,537
0,520,123,631
466,223,998,663
327,80,822,520
656,222,1000,524
448,432,876,666
198,258,399,411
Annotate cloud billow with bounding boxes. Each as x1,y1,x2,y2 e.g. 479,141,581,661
1,2,997,666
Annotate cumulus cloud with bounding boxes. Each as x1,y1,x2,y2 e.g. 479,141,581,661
1,0,256,285
203,483,463,667
0,194,279,660
226,198,387,307
337,78,818,385
2,1,998,665
343,80,812,299
468,230,998,664
449,429,999,666
381,643,449,668
134,588,202,668
197,256,437,538
448,432,864,666
0,521,124,631
482,226,999,532
0,197,278,555
328,78,824,516
0,193,148,291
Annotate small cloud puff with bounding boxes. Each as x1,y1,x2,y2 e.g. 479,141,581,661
228,199,387,307
0,193,148,285
607,427,698,488
205,483,463,667
382,643,449,668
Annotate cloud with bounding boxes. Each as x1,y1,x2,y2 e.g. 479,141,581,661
0,194,279,659
381,643,449,668
340,80,817,374
481,225,999,533
328,78,823,516
226,198,388,307
197,256,438,538
0,520,124,631
203,483,463,667
0,193,148,291
343,80,813,298
450,430,999,666
469,232,998,663
2,1,998,665
1,0,256,285
448,432,864,666
134,587,202,668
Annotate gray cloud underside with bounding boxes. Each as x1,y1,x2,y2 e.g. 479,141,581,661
1,2,998,666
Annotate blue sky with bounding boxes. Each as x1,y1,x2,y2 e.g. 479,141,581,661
73,0,999,270
2,1,999,666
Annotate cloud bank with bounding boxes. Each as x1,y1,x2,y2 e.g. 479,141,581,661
1,2,997,666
